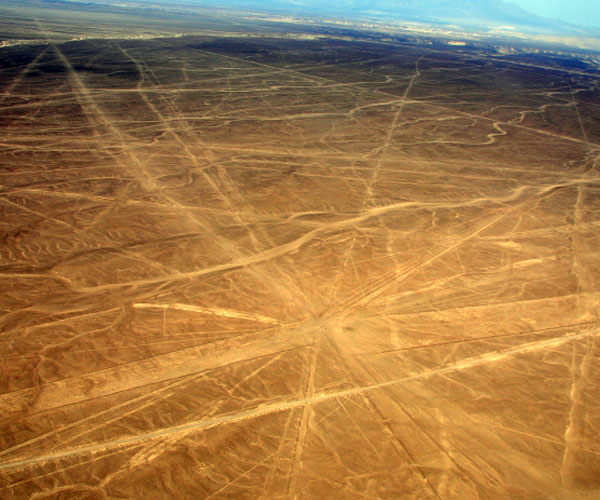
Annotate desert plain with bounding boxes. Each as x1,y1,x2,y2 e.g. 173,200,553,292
0,12,600,499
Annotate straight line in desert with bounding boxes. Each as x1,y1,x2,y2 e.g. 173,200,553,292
286,345,319,499
132,302,280,325
0,307,123,339
0,321,314,418
360,319,599,357
370,292,600,321
0,187,234,214
0,327,596,472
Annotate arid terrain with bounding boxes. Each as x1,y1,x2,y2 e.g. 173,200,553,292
1,16,600,499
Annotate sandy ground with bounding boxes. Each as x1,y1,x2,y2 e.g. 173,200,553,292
1,26,599,499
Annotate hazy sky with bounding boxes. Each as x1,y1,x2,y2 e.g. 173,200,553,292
511,0,600,28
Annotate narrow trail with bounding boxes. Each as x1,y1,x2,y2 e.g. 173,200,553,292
326,56,423,311
0,47,49,105
196,47,600,149
0,176,596,295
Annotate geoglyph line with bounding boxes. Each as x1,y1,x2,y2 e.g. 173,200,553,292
133,302,280,325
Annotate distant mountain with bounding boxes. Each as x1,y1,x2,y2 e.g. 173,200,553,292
332,0,569,28
207,0,588,34
296,0,536,22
